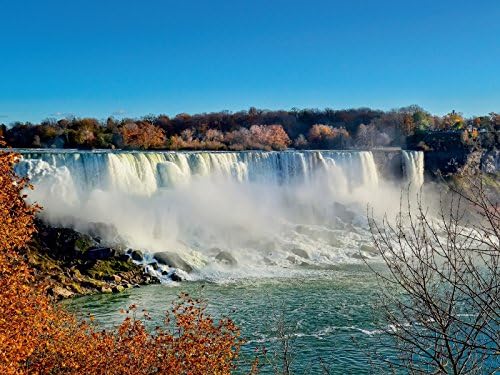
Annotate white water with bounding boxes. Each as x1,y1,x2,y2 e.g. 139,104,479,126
16,149,424,280
402,150,425,190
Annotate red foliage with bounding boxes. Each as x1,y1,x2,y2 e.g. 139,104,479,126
308,124,350,149
0,141,241,374
249,125,291,150
121,122,166,149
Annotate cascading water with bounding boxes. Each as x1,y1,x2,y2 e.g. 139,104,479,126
402,150,425,190
17,150,382,194
15,149,423,281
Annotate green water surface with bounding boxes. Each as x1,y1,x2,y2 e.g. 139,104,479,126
67,265,397,374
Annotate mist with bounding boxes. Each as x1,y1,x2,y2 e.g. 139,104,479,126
17,150,427,279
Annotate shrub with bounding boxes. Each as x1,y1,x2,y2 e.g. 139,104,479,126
0,140,241,374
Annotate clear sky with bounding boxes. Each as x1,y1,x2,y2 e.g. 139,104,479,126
0,0,499,123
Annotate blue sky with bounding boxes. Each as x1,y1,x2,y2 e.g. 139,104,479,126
0,0,499,122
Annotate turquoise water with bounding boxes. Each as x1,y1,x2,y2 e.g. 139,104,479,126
68,265,397,374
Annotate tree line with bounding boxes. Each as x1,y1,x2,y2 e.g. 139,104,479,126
1,106,499,151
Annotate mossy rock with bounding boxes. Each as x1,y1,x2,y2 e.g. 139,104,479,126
81,278,107,289
85,259,136,280
112,285,126,293
74,235,95,254
68,282,87,295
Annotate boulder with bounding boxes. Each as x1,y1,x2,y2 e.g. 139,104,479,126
130,250,144,262
112,274,122,283
215,251,237,266
51,286,75,299
74,233,97,254
291,248,309,259
112,285,126,293
153,252,193,273
147,262,159,271
170,272,183,282
85,247,114,260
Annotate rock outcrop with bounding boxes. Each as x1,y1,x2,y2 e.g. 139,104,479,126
153,252,193,273
26,220,160,300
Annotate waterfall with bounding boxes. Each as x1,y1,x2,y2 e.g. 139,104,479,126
16,150,382,198
402,150,424,190
14,149,424,277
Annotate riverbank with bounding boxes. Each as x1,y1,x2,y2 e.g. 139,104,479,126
25,220,160,300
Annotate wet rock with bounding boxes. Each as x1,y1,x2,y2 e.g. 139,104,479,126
147,262,159,271
85,247,114,260
130,250,144,262
291,248,309,259
116,253,130,262
215,251,237,266
27,220,162,299
51,286,75,299
68,282,86,295
170,272,183,282
82,279,106,289
112,285,125,293
153,252,193,273
74,234,97,254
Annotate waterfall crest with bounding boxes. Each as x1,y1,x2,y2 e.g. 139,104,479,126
17,150,382,197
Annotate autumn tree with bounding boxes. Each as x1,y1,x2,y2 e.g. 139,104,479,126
203,129,227,150
293,134,308,149
442,110,466,130
402,113,416,136
308,124,350,149
249,124,291,150
225,128,253,151
0,141,241,374
121,121,166,149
